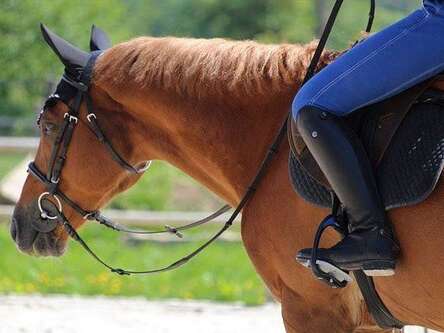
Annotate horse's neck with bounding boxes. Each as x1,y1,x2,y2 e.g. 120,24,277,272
93,38,336,205
135,89,295,206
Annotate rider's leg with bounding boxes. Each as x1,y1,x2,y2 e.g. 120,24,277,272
291,2,444,275
294,106,399,275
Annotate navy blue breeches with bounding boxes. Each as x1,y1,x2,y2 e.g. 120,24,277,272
292,0,444,120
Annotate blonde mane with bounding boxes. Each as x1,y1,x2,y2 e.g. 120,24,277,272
95,36,339,100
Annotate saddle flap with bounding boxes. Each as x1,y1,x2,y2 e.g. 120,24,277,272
357,78,434,166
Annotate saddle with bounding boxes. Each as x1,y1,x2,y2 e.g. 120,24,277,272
289,75,444,209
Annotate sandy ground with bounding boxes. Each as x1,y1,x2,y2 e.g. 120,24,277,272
0,295,436,333
0,295,285,333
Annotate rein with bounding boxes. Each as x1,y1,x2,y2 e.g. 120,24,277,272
29,1,375,275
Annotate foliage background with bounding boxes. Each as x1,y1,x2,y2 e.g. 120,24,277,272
0,0,418,135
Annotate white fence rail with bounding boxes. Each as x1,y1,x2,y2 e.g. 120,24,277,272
0,136,38,153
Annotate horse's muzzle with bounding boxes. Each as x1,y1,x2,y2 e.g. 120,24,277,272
10,205,66,257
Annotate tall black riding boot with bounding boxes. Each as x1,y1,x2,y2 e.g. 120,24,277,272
293,106,400,276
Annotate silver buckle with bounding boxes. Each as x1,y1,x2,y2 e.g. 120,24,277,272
50,176,60,184
83,212,96,220
86,113,97,122
37,192,63,220
64,113,78,124
138,160,152,173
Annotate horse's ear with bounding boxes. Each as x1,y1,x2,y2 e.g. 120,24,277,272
90,25,111,51
40,23,89,77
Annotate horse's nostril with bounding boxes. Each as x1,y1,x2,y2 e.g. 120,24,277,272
10,218,18,242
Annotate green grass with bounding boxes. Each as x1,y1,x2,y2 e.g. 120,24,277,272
0,153,221,211
109,161,223,211
0,153,26,178
0,151,257,303
109,161,181,211
0,223,266,305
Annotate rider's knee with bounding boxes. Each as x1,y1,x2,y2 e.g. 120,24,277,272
292,102,329,135
291,86,314,122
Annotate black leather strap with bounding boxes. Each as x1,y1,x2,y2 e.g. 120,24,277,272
46,117,70,183
302,0,344,86
353,271,404,329
42,199,235,275
367,0,376,33
29,162,231,237
85,95,147,174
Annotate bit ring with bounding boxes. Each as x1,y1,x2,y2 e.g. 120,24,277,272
37,192,62,220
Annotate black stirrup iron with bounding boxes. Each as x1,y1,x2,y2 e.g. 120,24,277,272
300,195,352,288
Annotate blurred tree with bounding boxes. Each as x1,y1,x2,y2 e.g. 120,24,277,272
126,0,271,39
327,0,418,49
314,0,329,36
0,0,419,135
124,0,419,45
0,0,130,134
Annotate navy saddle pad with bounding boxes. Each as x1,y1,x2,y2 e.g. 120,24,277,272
289,89,444,210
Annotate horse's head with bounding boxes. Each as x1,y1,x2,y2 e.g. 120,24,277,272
11,25,149,257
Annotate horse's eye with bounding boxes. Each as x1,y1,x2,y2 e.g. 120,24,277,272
42,122,56,136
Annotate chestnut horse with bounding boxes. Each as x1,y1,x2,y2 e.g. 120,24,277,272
11,31,444,332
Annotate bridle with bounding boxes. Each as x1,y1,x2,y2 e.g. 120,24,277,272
28,51,231,274
27,1,376,276
29,51,153,226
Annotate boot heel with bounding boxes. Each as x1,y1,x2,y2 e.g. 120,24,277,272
364,269,395,277
363,261,396,276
